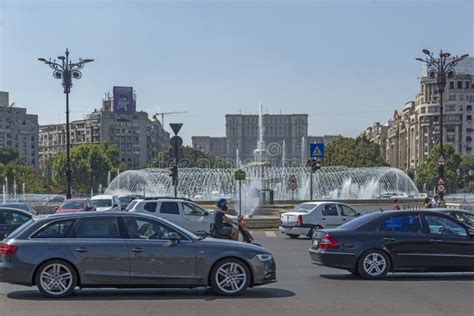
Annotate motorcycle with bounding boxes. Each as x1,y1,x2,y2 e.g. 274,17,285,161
196,216,257,244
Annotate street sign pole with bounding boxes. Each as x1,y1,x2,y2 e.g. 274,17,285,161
239,180,242,218
169,123,183,198
310,172,313,201
174,141,178,198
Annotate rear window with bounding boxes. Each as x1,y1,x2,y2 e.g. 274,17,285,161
143,202,157,213
338,213,379,230
293,204,317,213
32,219,75,238
3,219,34,239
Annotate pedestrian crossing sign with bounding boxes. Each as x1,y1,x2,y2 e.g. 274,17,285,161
310,143,325,158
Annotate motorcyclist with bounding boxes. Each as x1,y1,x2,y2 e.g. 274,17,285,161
214,198,239,240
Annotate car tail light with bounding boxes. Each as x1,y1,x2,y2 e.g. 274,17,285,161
296,215,303,226
0,244,18,255
319,234,339,249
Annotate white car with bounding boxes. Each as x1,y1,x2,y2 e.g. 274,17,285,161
279,202,360,239
128,198,217,233
91,195,121,211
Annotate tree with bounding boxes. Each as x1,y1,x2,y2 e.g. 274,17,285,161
0,146,19,164
323,137,387,168
416,144,463,193
52,144,114,195
148,146,228,168
458,155,474,193
0,161,46,193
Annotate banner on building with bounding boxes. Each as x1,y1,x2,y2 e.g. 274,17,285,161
113,86,135,114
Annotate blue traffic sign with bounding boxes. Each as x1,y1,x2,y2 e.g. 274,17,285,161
310,143,325,158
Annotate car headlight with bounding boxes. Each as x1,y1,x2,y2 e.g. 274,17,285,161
256,254,273,262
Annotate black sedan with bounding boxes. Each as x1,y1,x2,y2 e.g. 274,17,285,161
309,210,474,279
436,209,474,228
0,207,33,239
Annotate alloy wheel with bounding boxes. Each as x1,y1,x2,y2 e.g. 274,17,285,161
362,253,387,277
40,263,73,296
215,262,248,294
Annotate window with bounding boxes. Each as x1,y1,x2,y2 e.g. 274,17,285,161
293,204,317,213
183,203,207,216
457,81,463,89
321,204,338,216
468,115,472,121
0,211,30,225
123,217,182,240
452,212,474,226
466,81,470,89
143,202,157,213
74,217,119,238
160,202,180,215
32,220,74,238
339,205,357,217
379,215,422,233
424,215,467,237
449,81,454,89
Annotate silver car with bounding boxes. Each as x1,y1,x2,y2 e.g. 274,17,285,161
0,212,276,298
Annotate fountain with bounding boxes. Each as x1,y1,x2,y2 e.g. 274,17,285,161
105,103,420,216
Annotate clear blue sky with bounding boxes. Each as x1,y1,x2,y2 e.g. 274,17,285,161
1,0,473,144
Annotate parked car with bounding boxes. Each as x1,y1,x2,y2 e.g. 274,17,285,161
279,202,360,239
0,207,33,238
118,195,143,211
309,210,474,279
436,209,474,228
129,197,224,233
1,203,37,215
0,212,276,298
55,199,95,214
90,195,121,211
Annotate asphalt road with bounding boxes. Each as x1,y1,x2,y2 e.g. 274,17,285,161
0,231,473,316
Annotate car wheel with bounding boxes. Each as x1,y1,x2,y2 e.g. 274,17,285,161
287,234,299,239
36,260,77,298
308,225,322,239
357,250,390,280
210,258,250,296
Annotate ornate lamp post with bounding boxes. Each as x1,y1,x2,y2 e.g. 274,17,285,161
416,49,468,205
38,49,93,198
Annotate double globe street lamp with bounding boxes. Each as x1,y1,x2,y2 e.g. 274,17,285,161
416,49,468,205
38,49,94,199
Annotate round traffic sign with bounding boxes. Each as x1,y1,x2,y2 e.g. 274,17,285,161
288,175,298,191
437,184,446,193
170,136,183,147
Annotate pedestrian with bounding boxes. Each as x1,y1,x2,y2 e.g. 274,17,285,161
393,199,401,210
431,195,439,208
423,197,432,208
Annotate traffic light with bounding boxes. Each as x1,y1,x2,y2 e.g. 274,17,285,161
306,159,321,173
169,165,178,184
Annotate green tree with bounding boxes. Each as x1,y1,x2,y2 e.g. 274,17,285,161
458,155,474,192
52,144,114,195
0,161,45,193
148,146,227,168
416,144,463,193
323,137,387,167
0,146,19,164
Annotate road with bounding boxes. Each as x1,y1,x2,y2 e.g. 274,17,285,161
0,231,473,316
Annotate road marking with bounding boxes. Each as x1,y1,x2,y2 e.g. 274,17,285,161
265,231,276,237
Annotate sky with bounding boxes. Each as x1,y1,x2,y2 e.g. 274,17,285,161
0,0,473,145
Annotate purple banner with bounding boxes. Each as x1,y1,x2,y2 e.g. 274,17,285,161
113,86,135,114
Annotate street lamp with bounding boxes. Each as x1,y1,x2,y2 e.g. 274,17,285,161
416,49,468,205
38,49,94,198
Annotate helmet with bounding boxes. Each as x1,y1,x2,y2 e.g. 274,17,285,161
216,198,228,208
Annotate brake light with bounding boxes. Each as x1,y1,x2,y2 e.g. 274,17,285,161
297,215,303,226
0,244,18,255
319,234,338,249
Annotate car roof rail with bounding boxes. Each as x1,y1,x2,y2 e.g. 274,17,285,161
143,196,193,202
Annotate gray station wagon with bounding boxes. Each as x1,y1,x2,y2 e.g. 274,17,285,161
0,212,276,298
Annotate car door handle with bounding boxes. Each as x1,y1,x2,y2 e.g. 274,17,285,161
383,237,396,241
131,247,144,253
322,218,326,220
429,239,442,243
75,247,89,253
342,218,346,221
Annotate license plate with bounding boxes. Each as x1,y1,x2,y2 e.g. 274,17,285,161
312,239,319,247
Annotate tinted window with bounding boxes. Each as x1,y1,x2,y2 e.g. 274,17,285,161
340,205,357,217
92,199,112,208
338,213,380,230
32,220,74,238
60,201,85,209
75,217,120,238
379,214,422,233
425,215,467,237
0,211,31,225
143,202,157,213
321,204,338,216
160,202,179,215
452,212,474,226
123,217,182,240
183,203,207,216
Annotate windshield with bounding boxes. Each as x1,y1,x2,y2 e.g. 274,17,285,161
125,200,138,211
92,199,112,207
293,204,317,213
60,201,85,209
338,212,380,230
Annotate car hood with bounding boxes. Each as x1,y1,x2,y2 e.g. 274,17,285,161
197,237,268,252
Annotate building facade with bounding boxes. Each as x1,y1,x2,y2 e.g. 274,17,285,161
39,90,169,169
192,113,341,166
363,57,474,170
0,91,39,166
361,122,389,160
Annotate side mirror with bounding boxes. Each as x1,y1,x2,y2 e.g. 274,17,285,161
168,232,181,244
468,229,474,237
357,212,361,216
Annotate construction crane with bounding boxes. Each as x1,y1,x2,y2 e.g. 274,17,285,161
154,111,189,127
